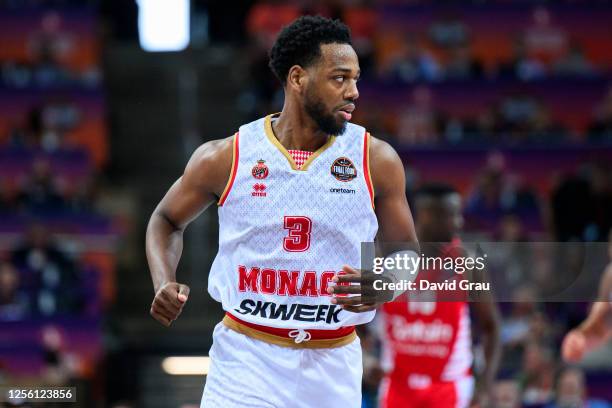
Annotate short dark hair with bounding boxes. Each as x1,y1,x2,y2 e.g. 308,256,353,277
415,183,458,201
269,15,352,85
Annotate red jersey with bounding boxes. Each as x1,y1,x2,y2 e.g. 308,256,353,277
381,239,473,388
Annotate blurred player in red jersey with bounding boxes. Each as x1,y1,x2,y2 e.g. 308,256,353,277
562,230,612,363
378,184,501,408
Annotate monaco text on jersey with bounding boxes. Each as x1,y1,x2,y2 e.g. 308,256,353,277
238,265,348,296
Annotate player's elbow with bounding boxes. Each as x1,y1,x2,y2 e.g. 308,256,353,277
150,209,184,233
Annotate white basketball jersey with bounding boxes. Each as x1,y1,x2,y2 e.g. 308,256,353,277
208,113,379,330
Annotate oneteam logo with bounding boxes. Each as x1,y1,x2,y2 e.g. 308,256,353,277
329,187,355,194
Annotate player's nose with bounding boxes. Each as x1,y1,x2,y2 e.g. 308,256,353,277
344,79,359,101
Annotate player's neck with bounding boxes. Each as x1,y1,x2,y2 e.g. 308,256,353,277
271,109,330,152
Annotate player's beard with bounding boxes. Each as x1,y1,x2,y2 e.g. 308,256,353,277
304,87,347,136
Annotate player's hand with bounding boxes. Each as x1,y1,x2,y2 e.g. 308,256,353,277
150,282,190,326
562,329,587,362
327,265,379,313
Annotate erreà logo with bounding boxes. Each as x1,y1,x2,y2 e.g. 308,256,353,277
252,159,269,180
252,183,267,197
330,157,357,182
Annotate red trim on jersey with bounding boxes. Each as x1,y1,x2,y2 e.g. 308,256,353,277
218,132,239,206
363,131,375,209
225,312,355,340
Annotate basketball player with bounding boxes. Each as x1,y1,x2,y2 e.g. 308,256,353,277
378,184,501,408
562,231,612,362
145,16,418,407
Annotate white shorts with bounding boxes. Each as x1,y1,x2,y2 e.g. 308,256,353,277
201,322,363,408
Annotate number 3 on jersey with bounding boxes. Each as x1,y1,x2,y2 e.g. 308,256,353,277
283,216,312,252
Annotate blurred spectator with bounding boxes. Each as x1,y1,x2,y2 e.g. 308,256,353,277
465,161,541,231
527,103,568,144
485,215,534,299
497,214,528,242
444,44,484,80
442,116,468,144
498,94,540,134
5,102,81,152
499,41,547,81
1,61,36,88
428,11,469,49
522,7,568,65
551,175,593,242
41,325,81,386
396,86,443,145
30,42,72,87
34,101,81,152
501,286,539,348
0,261,30,321
493,380,522,408
519,342,556,406
554,44,595,78
5,125,36,149
545,367,611,408
28,11,75,67
16,159,66,213
551,163,612,242
385,37,442,83
11,223,82,316
486,96,568,145
473,106,504,142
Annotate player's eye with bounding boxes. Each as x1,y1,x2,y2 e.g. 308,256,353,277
334,76,345,83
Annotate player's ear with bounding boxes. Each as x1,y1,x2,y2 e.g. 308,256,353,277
287,65,307,94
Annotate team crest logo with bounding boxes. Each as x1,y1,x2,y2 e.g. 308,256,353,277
252,159,269,179
330,157,357,182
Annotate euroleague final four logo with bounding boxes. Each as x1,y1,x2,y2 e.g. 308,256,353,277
251,159,269,179
330,157,357,182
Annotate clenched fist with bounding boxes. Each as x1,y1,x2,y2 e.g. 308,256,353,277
150,282,190,326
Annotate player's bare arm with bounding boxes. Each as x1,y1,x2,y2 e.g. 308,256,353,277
562,264,612,362
329,136,418,312
368,137,418,243
146,136,234,326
